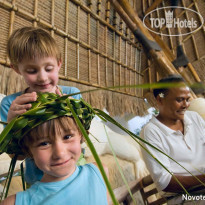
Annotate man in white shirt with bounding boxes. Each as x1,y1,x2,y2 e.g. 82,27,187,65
141,75,205,204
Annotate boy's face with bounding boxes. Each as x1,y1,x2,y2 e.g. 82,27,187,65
14,56,61,93
29,125,82,182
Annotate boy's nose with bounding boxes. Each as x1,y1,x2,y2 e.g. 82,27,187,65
37,70,48,82
52,142,66,159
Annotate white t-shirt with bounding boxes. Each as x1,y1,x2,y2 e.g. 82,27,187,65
140,111,205,194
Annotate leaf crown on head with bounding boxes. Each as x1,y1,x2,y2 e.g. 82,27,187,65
0,93,95,155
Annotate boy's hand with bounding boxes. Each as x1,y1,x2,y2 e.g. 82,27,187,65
55,87,74,99
55,87,63,96
7,92,37,122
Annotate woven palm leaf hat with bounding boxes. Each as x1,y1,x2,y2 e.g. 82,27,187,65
0,93,95,155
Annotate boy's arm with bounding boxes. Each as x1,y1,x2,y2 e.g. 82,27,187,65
0,194,16,205
7,92,37,122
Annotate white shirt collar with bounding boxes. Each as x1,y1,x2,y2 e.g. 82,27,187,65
151,111,192,136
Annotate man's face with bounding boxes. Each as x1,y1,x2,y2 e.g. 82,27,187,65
157,87,191,121
15,56,61,93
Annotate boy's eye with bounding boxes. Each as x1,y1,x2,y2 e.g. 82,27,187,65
38,141,50,147
64,135,72,140
46,66,54,71
26,69,37,74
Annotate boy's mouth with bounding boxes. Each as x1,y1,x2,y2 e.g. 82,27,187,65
36,83,51,89
51,159,70,167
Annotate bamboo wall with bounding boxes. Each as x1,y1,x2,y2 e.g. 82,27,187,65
0,0,147,116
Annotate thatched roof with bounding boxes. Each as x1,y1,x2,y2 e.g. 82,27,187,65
136,0,205,84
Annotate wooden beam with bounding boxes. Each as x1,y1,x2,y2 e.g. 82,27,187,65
145,0,163,15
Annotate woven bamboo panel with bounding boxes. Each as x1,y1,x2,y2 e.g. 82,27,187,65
79,9,88,43
67,40,77,79
67,1,77,37
79,46,89,82
90,0,98,14
99,56,106,86
120,67,125,92
15,0,34,15
54,0,66,31
0,0,145,116
55,34,66,76
99,0,106,20
114,64,120,88
114,34,120,60
90,52,98,84
38,0,52,23
0,7,10,60
107,59,113,87
107,28,114,57
90,16,97,48
98,23,106,53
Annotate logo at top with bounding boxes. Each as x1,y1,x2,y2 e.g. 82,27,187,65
143,6,204,36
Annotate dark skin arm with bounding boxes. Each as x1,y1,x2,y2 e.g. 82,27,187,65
164,174,205,193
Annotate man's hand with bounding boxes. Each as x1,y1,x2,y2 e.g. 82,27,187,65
7,92,37,122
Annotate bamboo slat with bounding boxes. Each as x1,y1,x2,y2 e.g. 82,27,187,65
181,0,199,60
145,0,163,15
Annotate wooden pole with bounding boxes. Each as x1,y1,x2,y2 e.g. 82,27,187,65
65,0,69,77
51,0,55,37
33,0,38,27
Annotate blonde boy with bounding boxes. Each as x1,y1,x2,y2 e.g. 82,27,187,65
0,27,81,184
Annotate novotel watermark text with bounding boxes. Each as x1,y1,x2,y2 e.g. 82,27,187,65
182,194,205,201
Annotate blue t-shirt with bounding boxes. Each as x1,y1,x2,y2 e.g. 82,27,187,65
16,164,108,205
0,86,82,184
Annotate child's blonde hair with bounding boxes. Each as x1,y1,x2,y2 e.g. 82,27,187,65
22,116,83,157
7,26,61,67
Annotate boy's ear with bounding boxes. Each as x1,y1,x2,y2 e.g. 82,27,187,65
57,60,62,70
11,64,21,75
80,134,84,144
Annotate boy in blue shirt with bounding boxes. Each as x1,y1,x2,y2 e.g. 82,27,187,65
0,27,81,184
1,96,108,205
